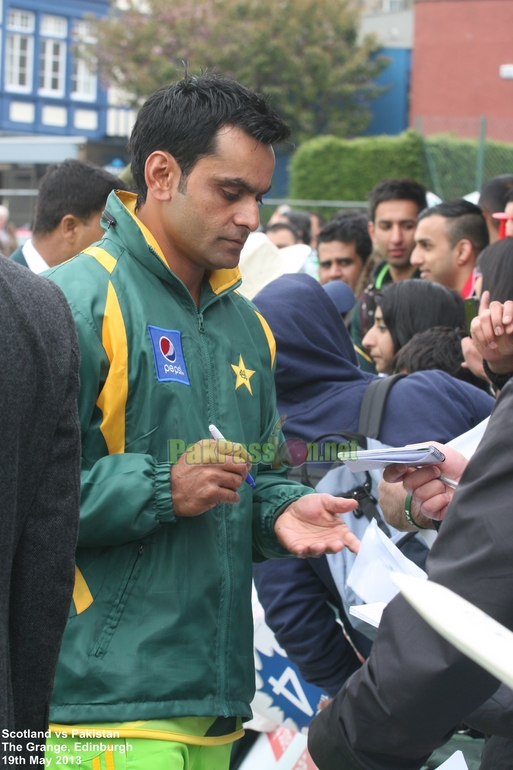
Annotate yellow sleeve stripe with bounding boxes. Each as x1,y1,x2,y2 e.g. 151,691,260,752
96,282,128,455
255,311,276,369
83,246,117,274
92,758,101,770
72,566,94,615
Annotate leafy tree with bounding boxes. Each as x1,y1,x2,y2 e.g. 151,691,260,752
91,0,388,142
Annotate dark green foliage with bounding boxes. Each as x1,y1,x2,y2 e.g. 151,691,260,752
289,131,426,203
290,130,513,205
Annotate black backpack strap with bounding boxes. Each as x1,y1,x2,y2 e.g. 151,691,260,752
358,373,408,439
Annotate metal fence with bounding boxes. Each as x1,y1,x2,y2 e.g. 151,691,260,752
416,116,513,200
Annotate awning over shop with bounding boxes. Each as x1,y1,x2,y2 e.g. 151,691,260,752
0,135,87,165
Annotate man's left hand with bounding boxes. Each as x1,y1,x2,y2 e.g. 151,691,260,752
274,494,360,558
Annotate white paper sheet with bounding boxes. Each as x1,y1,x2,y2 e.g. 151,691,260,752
349,602,386,628
436,750,469,769
347,519,427,604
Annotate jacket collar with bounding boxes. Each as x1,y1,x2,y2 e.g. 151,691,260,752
104,190,242,300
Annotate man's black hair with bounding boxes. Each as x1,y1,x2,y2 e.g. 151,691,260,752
506,187,513,204
128,72,291,205
418,198,489,255
479,174,513,217
368,178,428,222
393,326,490,392
394,326,465,377
33,159,127,236
318,211,372,263
265,222,300,240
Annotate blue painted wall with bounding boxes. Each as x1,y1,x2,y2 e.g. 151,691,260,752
365,47,411,136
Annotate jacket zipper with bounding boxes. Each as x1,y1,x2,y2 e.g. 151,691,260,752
148,250,236,715
197,306,231,716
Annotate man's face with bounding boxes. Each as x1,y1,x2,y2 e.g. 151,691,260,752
161,125,275,273
505,202,513,238
318,240,363,290
410,215,459,288
266,226,298,249
369,200,419,268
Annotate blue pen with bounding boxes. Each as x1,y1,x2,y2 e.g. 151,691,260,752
208,423,256,488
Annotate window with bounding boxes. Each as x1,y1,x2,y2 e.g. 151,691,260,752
40,14,67,38
73,20,96,45
382,0,407,10
39,38,66,95
39,16,67,97
8,9,35,33
71,20,97,101
5,9,34,92
71,56,97,100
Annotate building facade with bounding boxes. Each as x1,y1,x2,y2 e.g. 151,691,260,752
410,0,513,142
0,0,134,226
0,0,114,138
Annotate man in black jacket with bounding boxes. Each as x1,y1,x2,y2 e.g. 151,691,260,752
0,260,81,763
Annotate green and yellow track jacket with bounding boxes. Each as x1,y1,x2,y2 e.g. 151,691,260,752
45,190,312,725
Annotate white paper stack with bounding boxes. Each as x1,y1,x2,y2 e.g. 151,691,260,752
347,519,427,606
349,602,386,629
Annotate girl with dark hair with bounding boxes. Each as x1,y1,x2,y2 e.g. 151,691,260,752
362,279,465,374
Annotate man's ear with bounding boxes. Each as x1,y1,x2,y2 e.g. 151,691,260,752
368,220,376,244
60,214,81,244
144,151,181,202
454,238,474,266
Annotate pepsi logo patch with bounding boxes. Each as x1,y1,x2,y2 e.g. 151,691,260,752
148,325,190,385
160,336,176,362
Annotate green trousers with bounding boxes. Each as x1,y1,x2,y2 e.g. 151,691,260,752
46,735,233,770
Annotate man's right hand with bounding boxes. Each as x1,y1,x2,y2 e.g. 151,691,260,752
383,442,468,521
171,439,252,517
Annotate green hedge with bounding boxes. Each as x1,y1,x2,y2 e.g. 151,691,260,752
289,130,513,204
425,134,513,200
289,130,426,203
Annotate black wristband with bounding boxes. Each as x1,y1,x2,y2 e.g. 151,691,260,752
482,359,513,392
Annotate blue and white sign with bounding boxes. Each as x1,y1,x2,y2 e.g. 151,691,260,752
251,589,328,734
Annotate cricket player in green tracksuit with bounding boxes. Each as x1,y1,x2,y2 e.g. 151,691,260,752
44,75,359,770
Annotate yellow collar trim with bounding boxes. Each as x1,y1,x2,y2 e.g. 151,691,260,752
117,191,168,266
116,191,241,295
